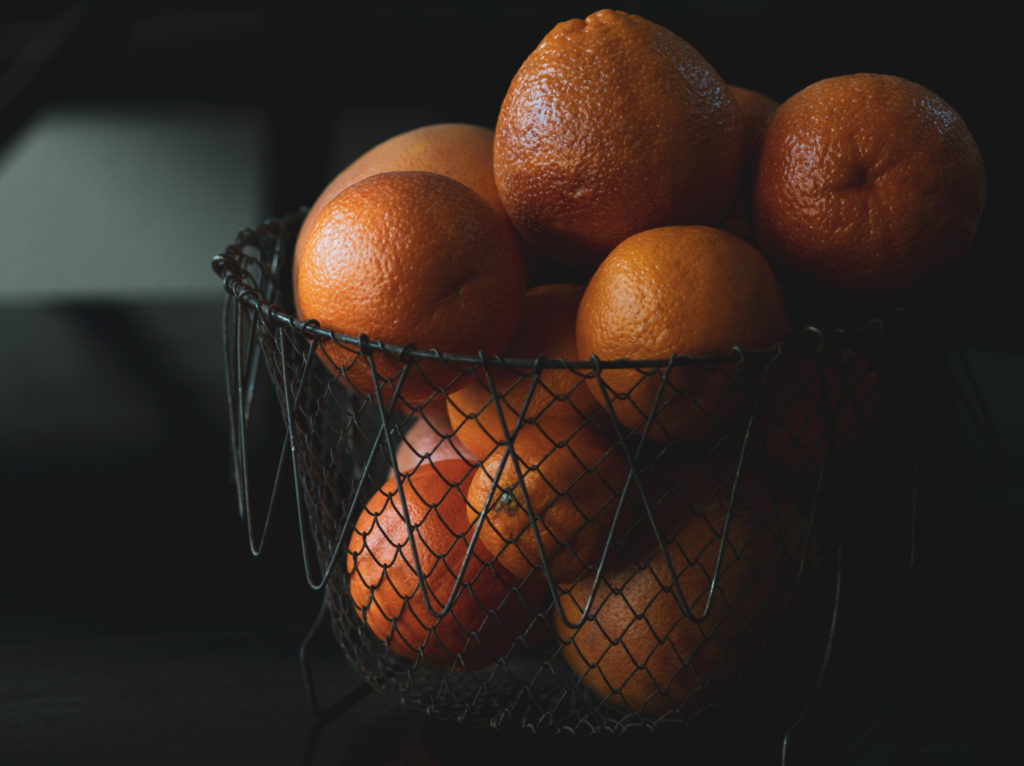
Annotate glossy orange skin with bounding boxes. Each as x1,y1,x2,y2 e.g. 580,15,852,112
575,225,789,443
751,73,986,294
294,123,540,284
346,460,546,669
294,171,526,404
494,9,745,269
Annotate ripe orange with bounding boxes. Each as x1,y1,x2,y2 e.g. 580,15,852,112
751,73,986,294
346,459,546,669
493,9,745,269
446,283,600,462
294,170,526,405
293,123,544,285
721,84,780,242
465,424,634,584
556,462,812,716
575,225,789,443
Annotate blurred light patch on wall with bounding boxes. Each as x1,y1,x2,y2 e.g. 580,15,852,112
0,102,270,302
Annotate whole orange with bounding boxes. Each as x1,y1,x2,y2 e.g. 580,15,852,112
465,424,633,584
493,9,745,269
556,462,812,717
346,459,546,669
575,225,789,443
294,170,526,405
751,73,986,294
446,283,600,462
293,123,541,284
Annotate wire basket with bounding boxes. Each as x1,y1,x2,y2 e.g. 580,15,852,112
212,210,919,738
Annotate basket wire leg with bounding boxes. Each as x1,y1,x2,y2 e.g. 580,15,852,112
299,592,374,765
780,542,844,766
949,343,1014,481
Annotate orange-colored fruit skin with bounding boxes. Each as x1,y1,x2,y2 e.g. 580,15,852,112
386,403,477,483
575,225,788,443
466,425,634,584
446,283,600,462
346,460,547,669
294,170,526,405
751,73,986,294
721,84,780,242
494,9,745,269
556,462,813,717
293,123,544,285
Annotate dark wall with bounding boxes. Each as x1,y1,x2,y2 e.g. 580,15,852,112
1,0,1011,629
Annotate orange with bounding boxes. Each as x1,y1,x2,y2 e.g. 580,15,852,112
575,225,789,443
346,459,546,669
730,84,781,152
446,283,600,462
465,424,634,584
751,73,986,294
294,170,526,405
757,347,880,476
556,461,813,717
387,401,477,482
293,123,545,285
721,84,780,242
493,9,745,270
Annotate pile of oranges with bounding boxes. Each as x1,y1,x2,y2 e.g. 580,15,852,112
291,9,986,718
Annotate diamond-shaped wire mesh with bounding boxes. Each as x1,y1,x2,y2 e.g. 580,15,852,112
212,212,910,736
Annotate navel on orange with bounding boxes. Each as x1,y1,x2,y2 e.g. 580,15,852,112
751,72,986,294
346,459,546,669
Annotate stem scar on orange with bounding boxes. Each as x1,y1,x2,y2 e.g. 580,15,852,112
465,424,635,584
346,459,546,669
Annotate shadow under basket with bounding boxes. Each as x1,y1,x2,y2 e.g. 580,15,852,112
212,211,929,739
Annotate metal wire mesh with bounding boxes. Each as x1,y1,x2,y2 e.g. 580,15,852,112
212,211,911,736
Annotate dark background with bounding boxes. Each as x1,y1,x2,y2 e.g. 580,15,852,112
1,1,1019,764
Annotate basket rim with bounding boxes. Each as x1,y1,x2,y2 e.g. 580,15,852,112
211,210,905,372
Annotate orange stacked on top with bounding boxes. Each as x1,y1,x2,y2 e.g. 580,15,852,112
292,7,986,687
